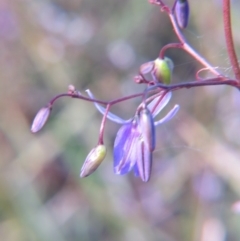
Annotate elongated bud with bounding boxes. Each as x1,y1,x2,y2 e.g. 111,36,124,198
175,0,189,29
80,145,107,178
31,106,52,133
139,107,155,152
153,57,174,85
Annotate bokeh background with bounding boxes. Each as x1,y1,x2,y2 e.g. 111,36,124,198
1,0,240,240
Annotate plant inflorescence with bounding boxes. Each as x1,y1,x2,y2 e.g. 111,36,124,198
31,0,240,182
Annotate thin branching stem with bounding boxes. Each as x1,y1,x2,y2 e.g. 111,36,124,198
154,78,238,91
98,104,111,144
150,0,221,77
49,92,144,107
223,0,240,80
167,13,221,77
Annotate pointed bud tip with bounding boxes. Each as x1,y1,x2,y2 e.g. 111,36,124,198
31,106,51,133
80,145,107,178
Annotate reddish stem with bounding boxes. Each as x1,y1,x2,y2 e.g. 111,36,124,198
167,13,221,77
154,78,238,91
98,104,110,144
223,0,240,80
49,92,144,107
159,43,183,59
150,1,222,77
150,91,167,114
50,75,239,113
50,93,108,106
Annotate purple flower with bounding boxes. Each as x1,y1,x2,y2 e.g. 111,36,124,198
113,112,154,182
86,90,179,182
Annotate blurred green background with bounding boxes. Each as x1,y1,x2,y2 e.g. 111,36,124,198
1,0,240,240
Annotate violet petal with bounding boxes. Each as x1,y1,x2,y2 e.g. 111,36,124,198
136,140,152,182
148,92,172,118
133,163,140,177
86,89,130,124
154,104,179,126
113,122,139,175
139,107,156,152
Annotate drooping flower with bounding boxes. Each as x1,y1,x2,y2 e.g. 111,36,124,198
86,90,179,182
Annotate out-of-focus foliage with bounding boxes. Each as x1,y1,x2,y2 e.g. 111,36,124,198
1,0,240,240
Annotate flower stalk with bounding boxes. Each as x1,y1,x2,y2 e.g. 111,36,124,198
30,0,240,182
223,0,240,81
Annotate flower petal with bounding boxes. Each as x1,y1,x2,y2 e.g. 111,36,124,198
139,107,155,152
154,104,180,126
148,92,172,118
136,140,152,182
113,122,139,175
117,136,139,175
133,163,140,177
86,89,130,124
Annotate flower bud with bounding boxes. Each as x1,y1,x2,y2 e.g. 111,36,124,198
175,0,189,29
153,57,174,84
80,145,107,178
31,106,52,133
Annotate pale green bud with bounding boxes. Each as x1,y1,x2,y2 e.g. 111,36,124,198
153,57,174,85
80,145,107,178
